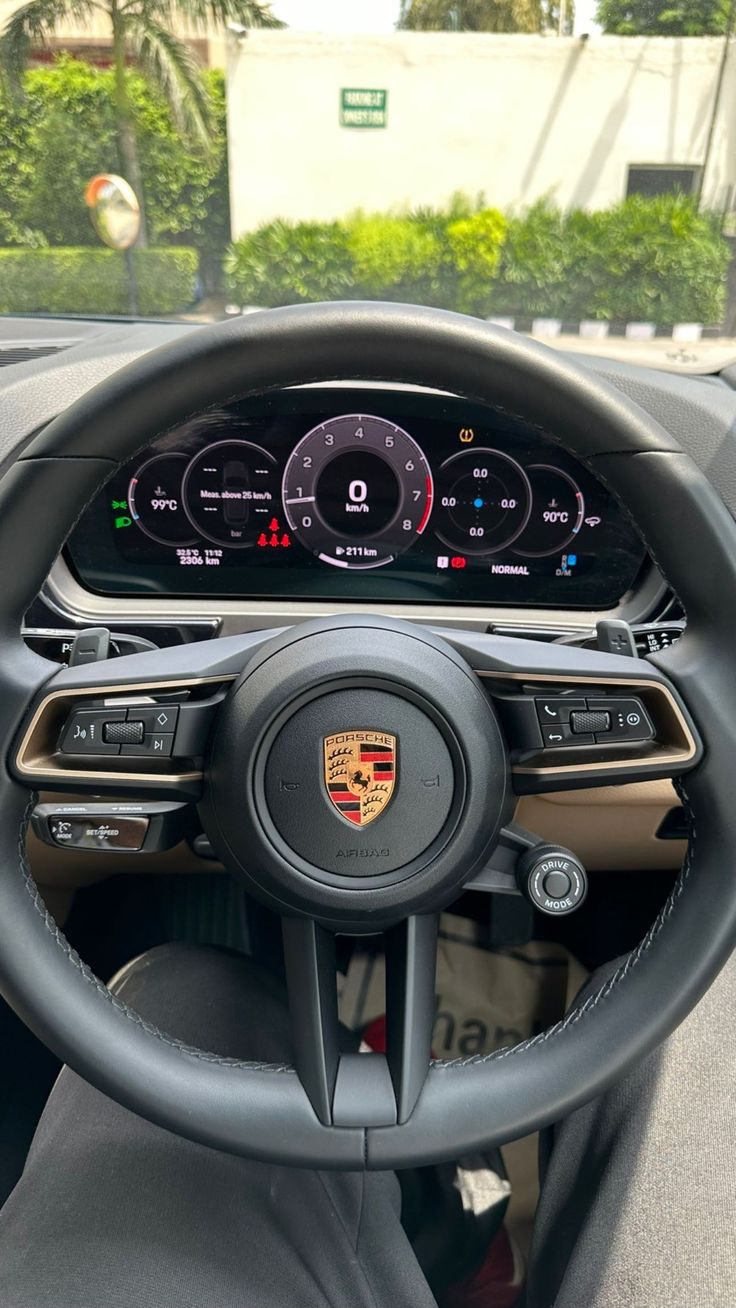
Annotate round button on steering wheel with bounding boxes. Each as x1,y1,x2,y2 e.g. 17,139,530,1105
0,302,733,1170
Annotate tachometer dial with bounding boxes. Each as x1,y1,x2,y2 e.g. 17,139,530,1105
282,414,433,569
514,464,585,558
435,448,532,555
128,453,198,546
182,440,279,548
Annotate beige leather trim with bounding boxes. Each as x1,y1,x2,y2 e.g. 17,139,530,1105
515,780,685,871
29,778,685,898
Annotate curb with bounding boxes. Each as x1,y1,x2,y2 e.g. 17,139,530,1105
487,317,718,342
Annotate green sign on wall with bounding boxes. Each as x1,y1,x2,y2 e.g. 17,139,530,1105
340,88,388,129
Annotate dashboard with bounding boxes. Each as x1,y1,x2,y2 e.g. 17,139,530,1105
66,389,646,610
8,315,727,881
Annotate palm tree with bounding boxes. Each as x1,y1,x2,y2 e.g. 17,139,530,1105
0,0,284,243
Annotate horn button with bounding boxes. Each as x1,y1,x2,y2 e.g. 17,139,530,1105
264,689,454,876
202,619,506,930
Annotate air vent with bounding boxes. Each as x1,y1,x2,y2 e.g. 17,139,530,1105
0,344,67,368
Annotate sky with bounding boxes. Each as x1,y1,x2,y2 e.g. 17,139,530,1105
271,0,601,36
272,0,402,31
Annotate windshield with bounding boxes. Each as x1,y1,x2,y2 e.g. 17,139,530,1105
1,0,734,372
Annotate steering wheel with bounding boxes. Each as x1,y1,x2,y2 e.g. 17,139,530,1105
0,302,733,1171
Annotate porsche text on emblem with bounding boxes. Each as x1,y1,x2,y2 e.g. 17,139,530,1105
323,730,397,826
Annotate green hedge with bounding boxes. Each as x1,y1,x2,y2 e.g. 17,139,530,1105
492,197,730,321
222,220,355,305
583,195,728,322
0,57,228,289
0,248,198,315
226,195,729,325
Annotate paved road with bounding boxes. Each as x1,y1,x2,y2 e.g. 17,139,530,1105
542,332,736,375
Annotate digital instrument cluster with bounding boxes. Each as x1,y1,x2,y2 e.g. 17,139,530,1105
66,390,647,608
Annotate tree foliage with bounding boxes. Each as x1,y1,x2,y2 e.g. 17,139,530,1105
596,0,732,35
0,0,280,146
398,0,544,32
0,57,229,286
0,0,281,242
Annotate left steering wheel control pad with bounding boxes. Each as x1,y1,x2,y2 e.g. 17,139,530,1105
202,617,507,930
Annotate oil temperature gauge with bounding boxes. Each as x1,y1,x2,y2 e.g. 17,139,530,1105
514,464,585,558
128,453,197,546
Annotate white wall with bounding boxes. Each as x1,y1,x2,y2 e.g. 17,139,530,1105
226,32,736,237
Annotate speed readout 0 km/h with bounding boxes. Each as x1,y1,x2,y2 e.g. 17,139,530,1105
281,413,433,569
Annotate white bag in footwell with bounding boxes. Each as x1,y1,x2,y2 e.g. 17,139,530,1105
339,912,587,1059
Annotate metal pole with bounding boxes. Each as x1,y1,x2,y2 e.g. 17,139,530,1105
123,247,139,317
698,0,736,207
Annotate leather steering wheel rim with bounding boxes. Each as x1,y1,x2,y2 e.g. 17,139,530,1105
0,301,734,1169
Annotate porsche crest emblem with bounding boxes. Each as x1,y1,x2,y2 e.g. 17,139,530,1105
323,730,397,826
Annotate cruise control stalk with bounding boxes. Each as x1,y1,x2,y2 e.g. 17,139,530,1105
31,801,196,854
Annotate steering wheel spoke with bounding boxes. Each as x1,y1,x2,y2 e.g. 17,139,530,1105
283,913,438,1128
385,913,439,1122
282,917,341,1126
445,630,701,794
464,823,542,896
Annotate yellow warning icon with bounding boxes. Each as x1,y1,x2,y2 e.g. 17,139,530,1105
459,428,475,444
